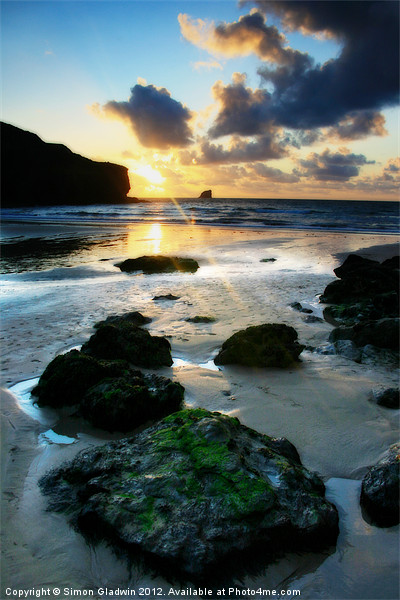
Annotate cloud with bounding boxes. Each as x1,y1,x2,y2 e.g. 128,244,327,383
297,149,374,181
193,2,398,139
179,10,312,66
192,60,223,71
252,162,300,182
253,1,399,129
180,132,287,165
93,83,193,149
209,74,272,138
328,111,387,140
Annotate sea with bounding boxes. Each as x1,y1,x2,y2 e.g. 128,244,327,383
1,197,399,234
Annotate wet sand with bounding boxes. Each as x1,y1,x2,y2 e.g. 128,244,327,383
1,222,399,599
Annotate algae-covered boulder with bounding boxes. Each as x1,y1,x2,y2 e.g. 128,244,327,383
82,320,173,367
116,256,199,274
32,349,183,431
39,409,339,579
93,311,152,329
31,350,130,407
360,443,400,527
80,374,184,432
214,323,304,368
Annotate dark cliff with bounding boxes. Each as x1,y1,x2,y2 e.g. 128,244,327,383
1,122,131,206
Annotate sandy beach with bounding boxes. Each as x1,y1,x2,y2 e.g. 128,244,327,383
1,222,399,599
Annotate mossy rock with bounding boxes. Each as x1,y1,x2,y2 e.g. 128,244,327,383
116,255,199,274
82,321,173,367
39,409,338,579
31,350,132,407
80,374,184,432
186,316,216,323
93,311,152,329
214,323,304,368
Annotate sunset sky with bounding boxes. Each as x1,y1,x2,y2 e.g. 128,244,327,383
1,0,399,200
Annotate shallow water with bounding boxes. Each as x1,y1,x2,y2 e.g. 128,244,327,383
1,222,399,599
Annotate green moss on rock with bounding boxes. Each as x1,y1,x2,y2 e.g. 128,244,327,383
40,409,338,579
214,323,305,368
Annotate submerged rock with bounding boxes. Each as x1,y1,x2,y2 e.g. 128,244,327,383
82,320,173,367
214,324,304,368
360,443,400,527
186,316,216,323
116,256,199,274
39,409,339,579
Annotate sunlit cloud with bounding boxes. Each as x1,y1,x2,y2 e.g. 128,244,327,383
192,60,223,71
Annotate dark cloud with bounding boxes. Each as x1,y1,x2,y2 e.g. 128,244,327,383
252,162,299,182
180,132,287,165
100,84,193,149
298,149,374,181
329,111,387,140
209,2,398,138
209,75,272,138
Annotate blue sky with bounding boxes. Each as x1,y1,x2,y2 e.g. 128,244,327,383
1,0,399,199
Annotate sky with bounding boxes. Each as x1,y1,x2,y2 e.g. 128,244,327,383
1,0,399,200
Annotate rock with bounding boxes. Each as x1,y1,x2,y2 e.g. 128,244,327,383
1,122,130,207
321,254,399,312
333,340,362,362
214,324,304,368
116,256,199,274
186,316,216,323
290,302,312,313
199,190,212,198
31,350,129,407
80,373,184,432
39,409,339,579
153,294,180,301
82,321,173,367
304,315,323,323
360,443,400,527
370,387,400,409
260,258,277,263
32,350,183,430
93,312,152,329
329,318,399,350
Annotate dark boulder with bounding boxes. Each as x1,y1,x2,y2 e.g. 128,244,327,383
329,318,399,350
93,312,152,329
82,321,173,367
1,122,130,207
116,256,199,274
321,254,399,311
360,443,400,527
80,374,184,432
31,350,129,407
186,316,216,323
199,190,212,198
214,324,304,368
153,294,180,301
370,387,400,409
39,409,339,579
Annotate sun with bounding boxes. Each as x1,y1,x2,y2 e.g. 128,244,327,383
133,165,165,185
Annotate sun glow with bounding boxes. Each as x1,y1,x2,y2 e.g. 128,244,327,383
133,165,165,185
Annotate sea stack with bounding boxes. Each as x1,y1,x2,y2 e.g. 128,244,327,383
199,189,212,198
